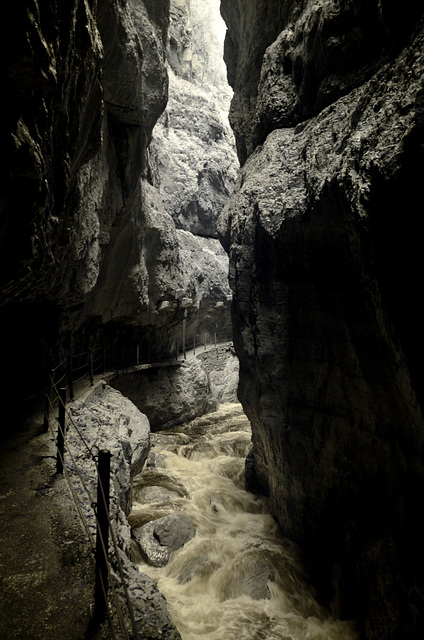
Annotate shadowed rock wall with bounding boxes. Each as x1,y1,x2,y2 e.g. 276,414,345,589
1,0,169,311
219,1,424,638
1,0,237,406
0,1,174,399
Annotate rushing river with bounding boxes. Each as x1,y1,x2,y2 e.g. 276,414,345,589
129,403,357,640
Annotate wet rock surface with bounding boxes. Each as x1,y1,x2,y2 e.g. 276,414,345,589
129,403,358,639
112,358,218,431
133,513,196,567
220,1,424,638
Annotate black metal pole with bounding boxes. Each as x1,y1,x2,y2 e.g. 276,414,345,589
56,387,66,474
67,354,74,401
94,449,111,621
43,369,54,432
88,349,94,385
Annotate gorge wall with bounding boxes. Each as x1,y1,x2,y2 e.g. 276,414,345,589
147,0,238,346
219,1,424,639
1,0,169,402
0,0,235,407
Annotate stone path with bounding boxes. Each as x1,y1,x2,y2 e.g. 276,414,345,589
0,400,110,640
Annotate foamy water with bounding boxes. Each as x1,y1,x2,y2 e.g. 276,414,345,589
130,403,357,640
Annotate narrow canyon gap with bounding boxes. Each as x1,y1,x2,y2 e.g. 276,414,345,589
1,2,424,640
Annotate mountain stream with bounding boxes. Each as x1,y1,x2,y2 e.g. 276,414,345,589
129,403,358,640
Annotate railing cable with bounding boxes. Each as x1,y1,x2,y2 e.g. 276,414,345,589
53,399,131,640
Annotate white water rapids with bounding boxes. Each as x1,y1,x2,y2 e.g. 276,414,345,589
130,403,358,640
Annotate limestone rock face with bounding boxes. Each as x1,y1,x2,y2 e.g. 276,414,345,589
70,384,150,518
0,1,172,400
221,0,424,164
151,71,237,238
112,357,218,431
1,0,237,405
151,0,238,240
196,344,239,404
1,1,169,309
142,0,238,350
220,1,424,638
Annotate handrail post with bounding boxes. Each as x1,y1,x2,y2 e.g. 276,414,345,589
136,344,140,366
193,336,196,356
94,449,111,621
88,349,94,385
67,354,74,401
56,387,66,474
43,369,54,432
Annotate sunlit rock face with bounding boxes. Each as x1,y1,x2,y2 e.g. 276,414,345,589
146,0,238,344
220,1,424,638
151,0,237,239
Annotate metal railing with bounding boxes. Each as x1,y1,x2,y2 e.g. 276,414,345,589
45,377,140,638
44,330,233,427
42,329,233,637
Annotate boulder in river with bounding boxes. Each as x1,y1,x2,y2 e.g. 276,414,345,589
133,513,196,567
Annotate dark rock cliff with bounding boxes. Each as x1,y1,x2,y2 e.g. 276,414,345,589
2,0,169,311
1,0,172,397
1,1,235,407
219,1,424,639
